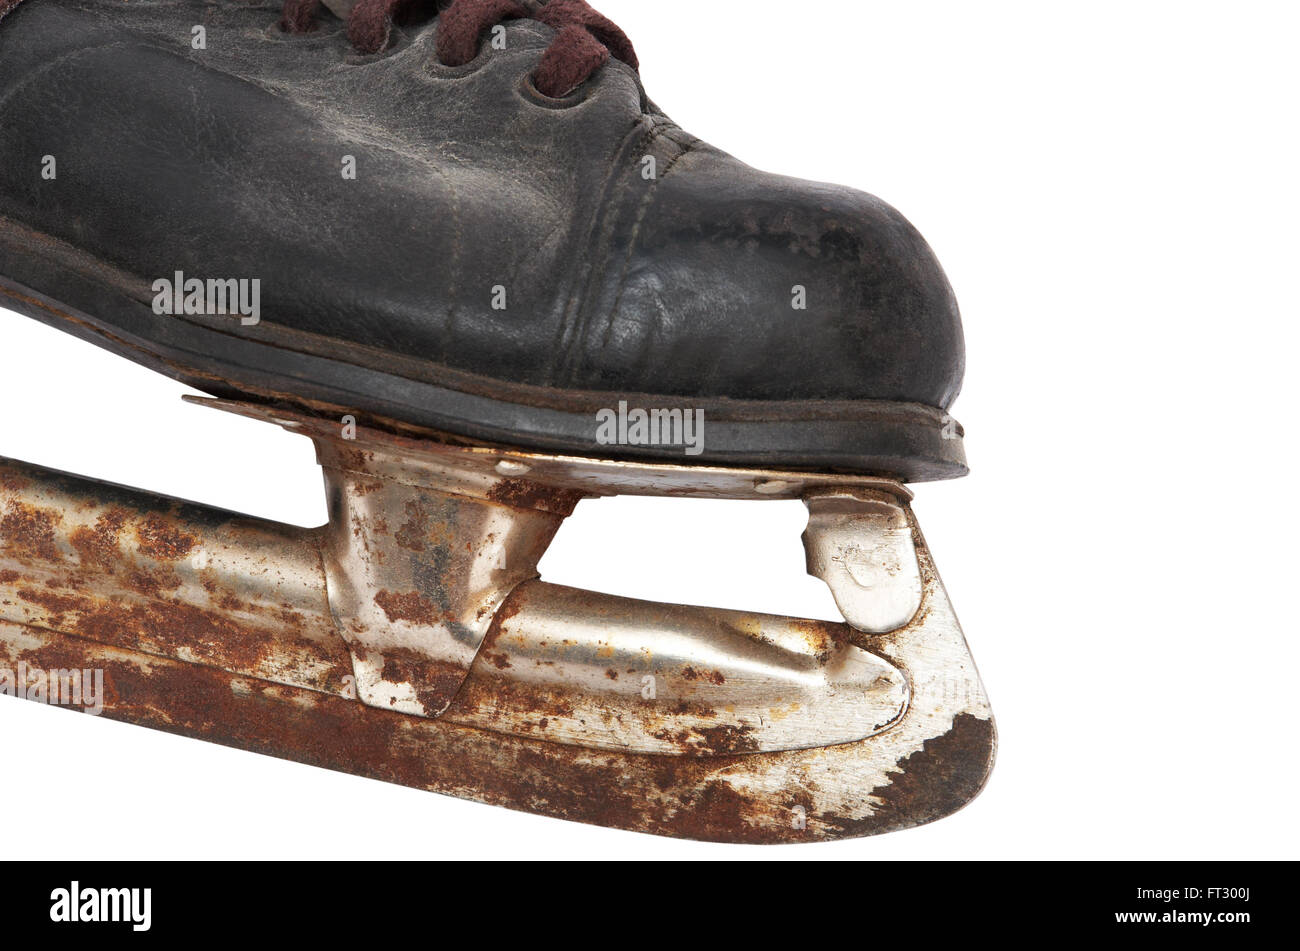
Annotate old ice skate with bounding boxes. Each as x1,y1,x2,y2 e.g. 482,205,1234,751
0,398,992,842
0,0,994,841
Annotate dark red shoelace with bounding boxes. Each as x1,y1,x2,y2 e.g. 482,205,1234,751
0,0,638,98
285,0,637,97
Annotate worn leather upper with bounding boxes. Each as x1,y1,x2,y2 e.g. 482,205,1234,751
0,0,964,408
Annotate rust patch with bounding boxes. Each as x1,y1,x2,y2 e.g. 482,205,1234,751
647,719,756,756
0,501,62,562
74,598,269,673
491,591,526,629
450,665,577,723
1,471,32,492
393,499,432,553
374,589,442,626
378,648,467,714
787,619,846,659
486,479,584,515
695,724,760,755
125,567,183,598
330,446,376,472
17,586,88,627
477,610,519,671
135,513,197,560
850,714,995,835
69,509,129,570
681,666,726,686
659,780,758,843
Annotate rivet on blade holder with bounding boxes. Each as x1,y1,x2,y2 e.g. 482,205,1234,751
803,488,924,634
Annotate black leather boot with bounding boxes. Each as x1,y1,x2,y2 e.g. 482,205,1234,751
0,0,966,480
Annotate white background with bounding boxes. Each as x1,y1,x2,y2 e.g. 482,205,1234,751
2,0,1298,859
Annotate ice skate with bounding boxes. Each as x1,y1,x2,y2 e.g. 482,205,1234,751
0,0,994,842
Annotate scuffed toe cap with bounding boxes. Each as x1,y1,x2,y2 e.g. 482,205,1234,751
588,145,965,410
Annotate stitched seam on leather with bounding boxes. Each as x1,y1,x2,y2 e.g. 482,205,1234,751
596,133,696,352
552,116,678,383
0,40,126,116
548,114,668,386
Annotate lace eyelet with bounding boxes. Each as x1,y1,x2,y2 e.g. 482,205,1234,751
342,27,415,64
426,41,491,79
519,72,591,109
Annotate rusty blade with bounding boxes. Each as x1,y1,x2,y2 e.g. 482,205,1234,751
0,397,994,841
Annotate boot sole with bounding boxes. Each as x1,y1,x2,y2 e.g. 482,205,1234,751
0,220,967,482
